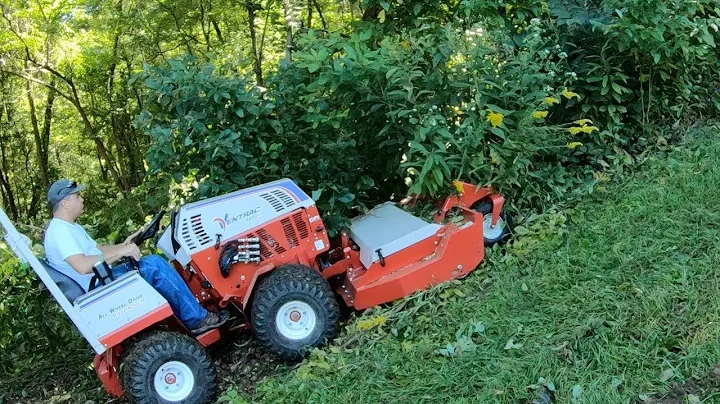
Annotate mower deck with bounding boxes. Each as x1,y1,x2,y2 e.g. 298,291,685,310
337,207,486,310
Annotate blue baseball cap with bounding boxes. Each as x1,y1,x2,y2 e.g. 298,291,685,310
48,179,87,209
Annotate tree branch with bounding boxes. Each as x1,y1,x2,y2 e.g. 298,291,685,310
0,69,74,104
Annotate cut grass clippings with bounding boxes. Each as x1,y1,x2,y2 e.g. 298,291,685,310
242,130,720,404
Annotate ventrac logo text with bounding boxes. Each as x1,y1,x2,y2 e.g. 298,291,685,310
213,207,261,232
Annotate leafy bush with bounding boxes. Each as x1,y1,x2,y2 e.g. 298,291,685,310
134,58,375,235
0,249,86,380
133,0,720,233
553,0,720,140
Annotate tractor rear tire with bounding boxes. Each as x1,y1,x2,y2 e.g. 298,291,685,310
472,200,512,246
121,331,216,404
251,264,340,360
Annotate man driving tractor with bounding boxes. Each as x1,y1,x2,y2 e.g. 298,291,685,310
0,175,511,402
43,179,229,335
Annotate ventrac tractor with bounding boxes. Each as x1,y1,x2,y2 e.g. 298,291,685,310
0,178,511,403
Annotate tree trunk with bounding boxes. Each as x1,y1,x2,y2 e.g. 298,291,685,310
25,60,50,188
25,80,55,219
0,102,19,220
108,34,143,188
41,79,56,178
285,29,293,62
200,1,212,51
314,0,327,30
124,56,143,109
284,0,296,63
259,0,272,67
74,93,127,192
211,16,224,43
20,133,36,218
246,1,264,85
307,0,312,28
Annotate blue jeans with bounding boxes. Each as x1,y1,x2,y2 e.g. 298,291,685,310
111,255,208,329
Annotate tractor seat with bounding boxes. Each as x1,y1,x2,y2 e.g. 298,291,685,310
40,259,85,302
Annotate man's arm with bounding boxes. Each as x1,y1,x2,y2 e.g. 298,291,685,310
98,243,141,264
66,244,141,274
65,253,105,275
96,228,143,264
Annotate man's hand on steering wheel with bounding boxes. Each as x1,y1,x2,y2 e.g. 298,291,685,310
123,228,143,246
122,243,141,260
120,243,142,271
120,210,165,270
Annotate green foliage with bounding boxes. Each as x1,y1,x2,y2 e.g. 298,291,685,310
0,249,89,396
134,57,375,235
136,58,280,197
137,2,599,222
554,0,720,135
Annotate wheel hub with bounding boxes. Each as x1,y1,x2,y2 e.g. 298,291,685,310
276,301,317,341
154,361,194,402
164,373,177,384
483,214,505,240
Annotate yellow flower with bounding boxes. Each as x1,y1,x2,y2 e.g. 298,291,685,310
487,110,504,128
545,97,560,105
574,119,593,126
568,142,583,149
562,88,580,99
532,110,549,119
568,125,598,135
453,180,465,194
357,315,387,331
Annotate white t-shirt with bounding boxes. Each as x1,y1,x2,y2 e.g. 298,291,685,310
44,218,103,292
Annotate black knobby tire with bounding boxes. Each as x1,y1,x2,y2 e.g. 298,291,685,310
121,331,217,404
251,264,340,360
472,200,513,246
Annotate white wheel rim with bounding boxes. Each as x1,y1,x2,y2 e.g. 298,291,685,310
275,301,317,340
483,214,505,240
154,361,194,401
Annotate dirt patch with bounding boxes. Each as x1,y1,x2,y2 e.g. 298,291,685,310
647,362,720,404
646,380,700,404
210,333,299,397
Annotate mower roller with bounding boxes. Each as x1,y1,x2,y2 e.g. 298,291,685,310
0,179,510,403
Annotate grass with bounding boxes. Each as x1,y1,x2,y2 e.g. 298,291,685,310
234,129,720,403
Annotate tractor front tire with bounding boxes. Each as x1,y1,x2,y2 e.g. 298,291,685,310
472,200,513,246
251,264,340,360
121,331,216,404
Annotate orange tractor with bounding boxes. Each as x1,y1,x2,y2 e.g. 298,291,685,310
1,178,510,403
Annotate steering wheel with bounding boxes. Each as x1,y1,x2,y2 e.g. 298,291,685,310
123,210,166,270
132,210,166,245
